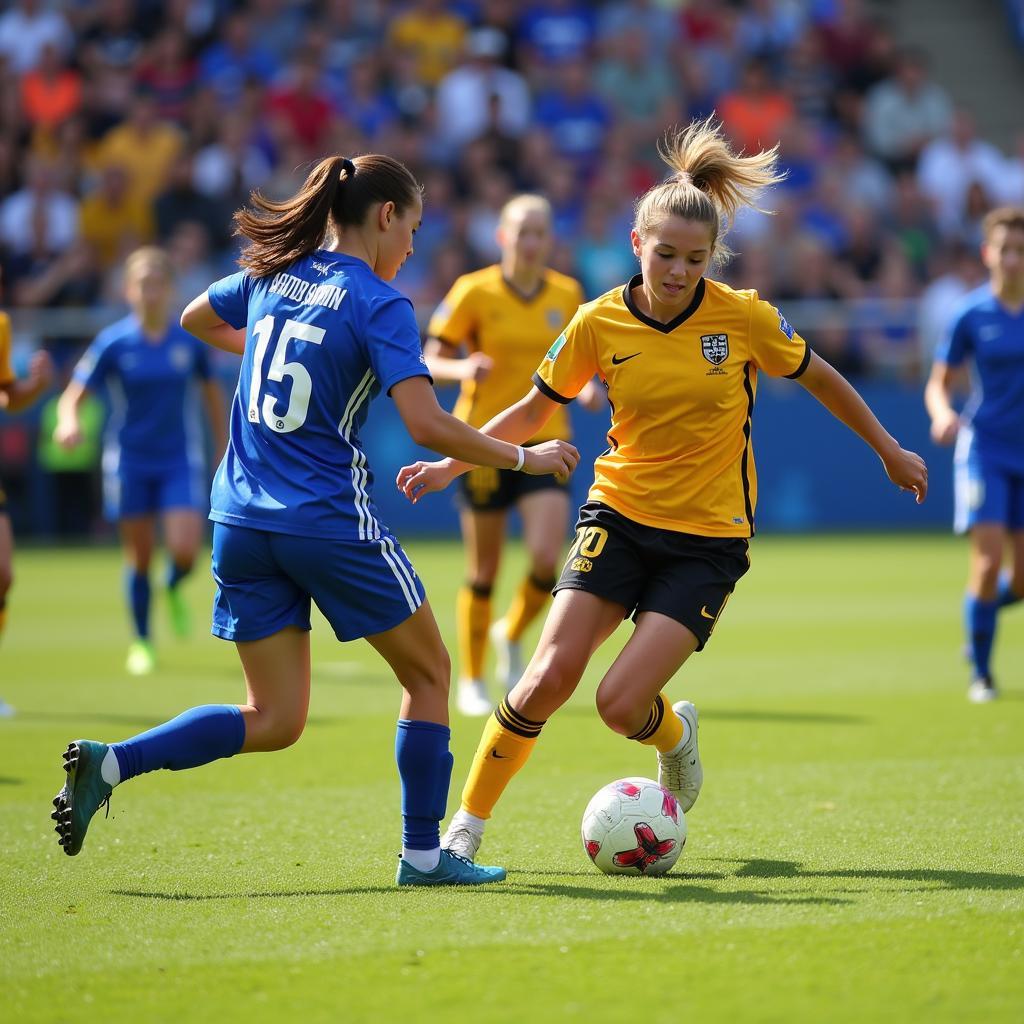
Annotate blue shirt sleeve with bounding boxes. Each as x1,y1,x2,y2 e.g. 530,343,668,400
364,293,431,396
935,308,972,367
72,330,117,392
207,272,252,330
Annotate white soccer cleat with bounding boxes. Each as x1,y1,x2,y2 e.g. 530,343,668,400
456,678,493,716
441,818,484,862
658,700,703,812
490,618,524,691
967,678,998,703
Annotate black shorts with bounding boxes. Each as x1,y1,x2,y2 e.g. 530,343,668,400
457,465,569,512
554,501,750,651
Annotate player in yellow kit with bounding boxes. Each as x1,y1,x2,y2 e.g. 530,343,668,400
425,195,601,715
398,118,928,865
1,307,54,713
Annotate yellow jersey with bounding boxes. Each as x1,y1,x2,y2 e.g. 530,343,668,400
533,275,811,538
428,264,584,444
0,312,14,386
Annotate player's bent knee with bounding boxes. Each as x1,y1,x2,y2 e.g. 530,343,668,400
595,689,646,737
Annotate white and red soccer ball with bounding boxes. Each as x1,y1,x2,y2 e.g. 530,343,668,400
581,777,686,876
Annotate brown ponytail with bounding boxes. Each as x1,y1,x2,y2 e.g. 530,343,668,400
634,117,785,267
234,153,422,277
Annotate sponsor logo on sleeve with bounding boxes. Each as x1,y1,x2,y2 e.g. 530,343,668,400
545,332,567,361
778,312,795,339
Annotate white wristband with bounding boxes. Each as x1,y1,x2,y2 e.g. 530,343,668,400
512,445,526,472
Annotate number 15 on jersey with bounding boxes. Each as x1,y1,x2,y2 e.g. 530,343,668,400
248,314,325,434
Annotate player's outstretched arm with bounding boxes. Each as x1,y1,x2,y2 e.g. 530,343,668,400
180,294,246,355
423,337,493,384
924,361,967,446
393,380,568,502
797,351,928,504
1,350,53,413
53,378,90,448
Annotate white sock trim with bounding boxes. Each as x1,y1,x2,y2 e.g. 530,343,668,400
402,846,441,872
100,748,121,787
449,808,485,832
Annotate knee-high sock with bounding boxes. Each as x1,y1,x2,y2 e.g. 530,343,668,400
628,694,684,753
395,719,452,851
110,705,246,782
126,569,151,640
504,574,554,642
964,594,998,680
457,583,491,680
167,561,191,591
460,699,545,819
997,572,1022,609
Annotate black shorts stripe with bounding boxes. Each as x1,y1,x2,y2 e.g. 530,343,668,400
531,372,573,405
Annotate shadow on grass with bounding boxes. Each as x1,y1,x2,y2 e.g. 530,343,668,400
556,705,866,726
0,775,24,785
723,857,1024,892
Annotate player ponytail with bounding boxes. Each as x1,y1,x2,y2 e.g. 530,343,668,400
234,154,422,277
634,117,785,267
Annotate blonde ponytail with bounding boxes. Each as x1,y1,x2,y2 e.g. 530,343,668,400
634,117,785,267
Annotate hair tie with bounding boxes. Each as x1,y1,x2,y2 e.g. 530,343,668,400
340,157,356,179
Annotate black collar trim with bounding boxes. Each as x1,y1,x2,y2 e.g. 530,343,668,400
622,274,706,333
502,274,546,304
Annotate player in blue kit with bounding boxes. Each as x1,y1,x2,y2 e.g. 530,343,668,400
51,153,579,885
926,207,1024,702
54,248,227,675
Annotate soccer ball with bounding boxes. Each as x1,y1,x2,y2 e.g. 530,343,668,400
581,777,686,876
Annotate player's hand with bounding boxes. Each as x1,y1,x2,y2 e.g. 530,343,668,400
522,439,579,478
27,350,55,390
396,458,459,503
929,409,959,446
882,445,928,504
53,418,82,449
462,352,493,383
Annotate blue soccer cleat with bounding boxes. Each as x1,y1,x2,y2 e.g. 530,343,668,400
396,849,506,886
51,740,113,856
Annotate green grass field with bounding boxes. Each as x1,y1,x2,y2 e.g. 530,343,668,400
1,535,1022,1024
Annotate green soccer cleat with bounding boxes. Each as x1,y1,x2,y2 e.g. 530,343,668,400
51,740,113,857
125,639,156,676
166,585,192,639
396,849,506,887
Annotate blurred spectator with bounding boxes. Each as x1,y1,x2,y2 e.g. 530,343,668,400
829,130,893,213
777,234,844,302
779,27,836,126
197,11,279,106
95,91,185,204
0,0,72,75
387,0,467,88
862,48,952,171
79,0,145,75
516,0,597,70
340,55,399,142
718,57,796,153
435,28,531,151
856,244,921,378
193,118,272,209
20,43,83,138
916,242,985,362
596,0,678,59
266,51,335,155
154,152,229,249
533,59,611,175
135,29,197,124
167,220,219,311
247,0,309,64
917,109,1007,239
79,163,154,271
811,309,865,378
737,0,806,62
321,0,385,82
997,133,1024,205
0,155,78,274
575,201,635,299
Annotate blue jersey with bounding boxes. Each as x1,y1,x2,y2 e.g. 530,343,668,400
73,315,212,472
206,251,430,539
935,285,1024,472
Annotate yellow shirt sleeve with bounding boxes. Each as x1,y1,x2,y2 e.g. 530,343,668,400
532,309,598,403
748,295,811,379
0,313,14,385
427,276,479,349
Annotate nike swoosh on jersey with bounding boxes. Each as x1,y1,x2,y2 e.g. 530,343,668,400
611,352,642,365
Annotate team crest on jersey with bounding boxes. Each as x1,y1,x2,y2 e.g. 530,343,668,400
170,345,191,371
545,332,567,361
700,333,729,365
311,259,333,276
545,307,563,328
778,312,794,339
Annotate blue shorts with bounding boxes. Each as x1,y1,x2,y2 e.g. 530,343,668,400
104,461,206,520
210,522,426,643
954,436,1024,534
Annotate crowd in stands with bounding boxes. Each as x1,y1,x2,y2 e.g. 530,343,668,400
1,0,1023,383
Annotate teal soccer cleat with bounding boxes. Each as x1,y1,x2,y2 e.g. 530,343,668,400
51,741,113,856
396,849,507,887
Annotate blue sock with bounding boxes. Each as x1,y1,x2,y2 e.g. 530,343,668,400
964,594,998,680
997,572,1022,609
126,569,150,639
167,561,191,591
110,704,246,782
395,719,452,851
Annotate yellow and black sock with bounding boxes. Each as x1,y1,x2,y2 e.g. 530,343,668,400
628,694,684,753
456,582,492,681
504,573,555,642
461,698,546,819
